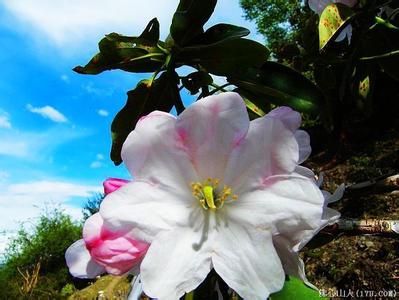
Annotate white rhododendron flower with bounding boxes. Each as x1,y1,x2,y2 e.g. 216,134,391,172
95,92,339,299
309,0,357,43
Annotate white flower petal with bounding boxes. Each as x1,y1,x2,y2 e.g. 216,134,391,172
100,181,190,243
266,106,301,132
224,117,299,193
140,223,213,299
273,235,317,289
122,111,197,191
295,166,315,179
176,92,249,180
309,0,331,14
229,175,324,242
65,239,105,278
295,130,312,163
327,183,345,203
212,223,285,299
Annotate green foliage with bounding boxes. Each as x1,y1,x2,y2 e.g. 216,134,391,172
75,0,324,165
229,62,324,114
82,193,104,220
240,0,312,61
0,209,83,299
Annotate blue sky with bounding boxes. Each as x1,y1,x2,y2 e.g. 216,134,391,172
0,0,263,254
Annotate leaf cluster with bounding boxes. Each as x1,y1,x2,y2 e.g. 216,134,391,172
74,0,325,165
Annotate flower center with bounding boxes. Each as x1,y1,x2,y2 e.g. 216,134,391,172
190,178,238,211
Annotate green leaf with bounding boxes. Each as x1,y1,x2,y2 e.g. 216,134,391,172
178,38,269,76
138,18,160,45
181,71,213,95
270,276,325,300
352,63,375,117
319,3,355,50
110,72,179,165
74,19,165,75
170,0,217,46
189,23,250,46
228,62,324,114
233,88,267,119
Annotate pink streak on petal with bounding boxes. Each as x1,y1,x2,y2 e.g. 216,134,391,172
82,213,149,276
103,178,130,195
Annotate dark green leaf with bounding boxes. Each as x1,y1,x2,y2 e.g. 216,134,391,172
170,0,217,46
319,3,355,50
233,88,267,119
178,38,269,76
74,19,164,75
189,23,250,46
138,18,160,45
110,72,179,165
181,71,213,94
270,276,325,300
228,62,324,114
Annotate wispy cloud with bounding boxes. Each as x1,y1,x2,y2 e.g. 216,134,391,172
60,74,70,83
90,153,105,169
0,115,11,129
27,104,68,123
0,126,91,160
0,179,102,254
97,109,109,117
1,0,263,55
2,0,177,49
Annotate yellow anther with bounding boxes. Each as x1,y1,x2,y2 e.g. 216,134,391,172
203,186,216,210
232,195,238,200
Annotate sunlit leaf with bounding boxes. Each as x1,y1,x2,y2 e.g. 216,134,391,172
178,38,269,76
170,0,217,46
228,62,324,114
270,276,325,300
73,19,165,75
319,3,355,50
110,72,179,165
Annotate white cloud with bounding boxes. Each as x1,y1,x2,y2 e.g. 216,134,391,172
97,109,109,117
60,74,69,82
2,0,177,48
90,161,103,169
1,0,264,54
27,104,68,123
0,115,11,129
96,154,104,160
0,126,91,160
0,179,102,255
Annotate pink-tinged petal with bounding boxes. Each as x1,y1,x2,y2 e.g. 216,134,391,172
65,239,105,278
100,181,190,243
82,213,149,276
212,223,285,299
224,117,299,193
140,222,213,299
103,178,130,195
227,175,324,243
309,0,331,14
82,213,103,244
295,130,311,163
266,106,301,132
176,92,249,180
122,111,197,192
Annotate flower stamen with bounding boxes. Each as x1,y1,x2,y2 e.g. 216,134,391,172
190,178,238,211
